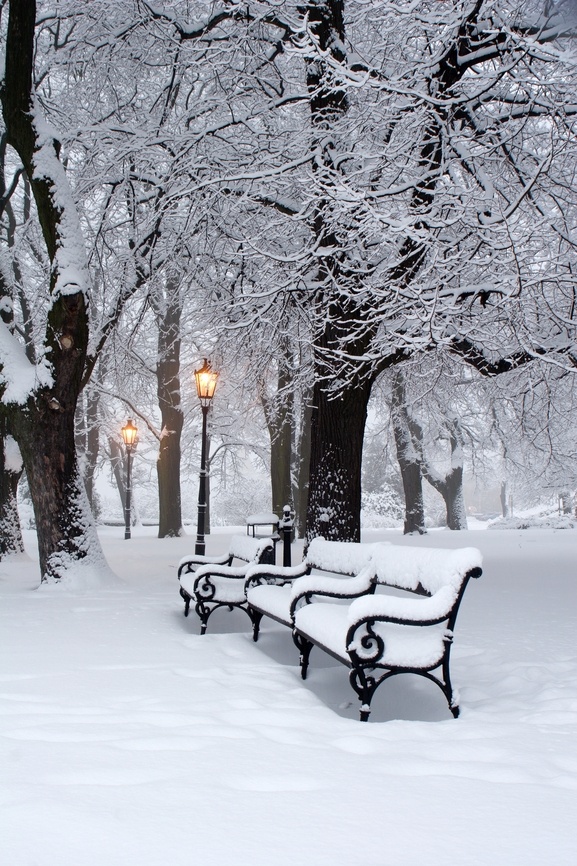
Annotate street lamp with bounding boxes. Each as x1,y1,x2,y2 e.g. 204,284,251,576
194,358,218,555
121,418,138,540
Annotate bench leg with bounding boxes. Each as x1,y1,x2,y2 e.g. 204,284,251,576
194,601,211,636
179,588,191,617
248,609,263,642
442,653,459,717
293,632,313,680
349,667,380,722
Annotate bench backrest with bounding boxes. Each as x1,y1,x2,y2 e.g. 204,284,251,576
305,538,378,576
228,534,275,565
371,545,483,596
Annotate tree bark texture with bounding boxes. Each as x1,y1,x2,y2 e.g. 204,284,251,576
420,421,468,531
11,404,99,574
294,391,313,538
76,387,101,518
1,0,104,579
261,346,294,519
391,372,425,535
155,279,184,537
0,419,24,558
306,377,371,543
302,0,377,543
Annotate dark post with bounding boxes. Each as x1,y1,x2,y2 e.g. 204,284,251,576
193,359,218,555
195,404,209,555
281,504,294,567
124,447,132,540
121,419,138,541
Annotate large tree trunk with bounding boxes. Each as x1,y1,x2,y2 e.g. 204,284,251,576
302,0,376,543
155,277,184,537
420,420,468,531
1,0,108,581
261,344,294,519
306,377,372,543
0,142,24,556
391,371,425,535
12,403,101,575
269,420,292,519
441,470,468,530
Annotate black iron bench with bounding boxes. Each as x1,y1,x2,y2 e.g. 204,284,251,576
289,544,482,721
178,534,275,635
244,537,379,642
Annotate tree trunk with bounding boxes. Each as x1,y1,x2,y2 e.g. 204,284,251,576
0,140,24,557
12,404,101,576
306,377,372,543
76,386,101,518
301,0,378,543
0,0,109,580
440,469,468,530
155,277,184,538
269,414,292,519
560,491,572,516
109,437,126,513
261,345,294,519
500,481,509,518
294,391,313,539
421,421,468,531
0,422,24,558
391,372,425,535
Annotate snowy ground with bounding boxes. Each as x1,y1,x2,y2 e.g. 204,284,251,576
1,524,576,866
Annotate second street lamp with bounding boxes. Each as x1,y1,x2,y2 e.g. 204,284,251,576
194,359,218,555
121,418,138,540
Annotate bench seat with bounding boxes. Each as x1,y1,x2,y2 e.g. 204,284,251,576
245,538,382,641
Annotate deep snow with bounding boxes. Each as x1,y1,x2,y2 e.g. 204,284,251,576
1,524,576,865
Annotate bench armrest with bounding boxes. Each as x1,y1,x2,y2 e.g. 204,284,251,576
193,562,251,586
289,568,375,619
244,562,310,592
178,552,232,576
347,585,458,628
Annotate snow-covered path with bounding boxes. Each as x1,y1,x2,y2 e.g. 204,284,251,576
1,527,576,865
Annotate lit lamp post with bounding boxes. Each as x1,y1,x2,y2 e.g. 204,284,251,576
121,418,138,540
194,358,218,555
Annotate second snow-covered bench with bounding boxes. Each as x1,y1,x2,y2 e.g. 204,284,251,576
178,534,275,634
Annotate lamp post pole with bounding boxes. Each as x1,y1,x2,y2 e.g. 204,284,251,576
121,419,138,541
195,404,209,555
194,359,218,556
124,446,133,540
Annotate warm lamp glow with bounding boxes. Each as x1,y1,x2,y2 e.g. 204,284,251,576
194,358,218,406
121,418,138,449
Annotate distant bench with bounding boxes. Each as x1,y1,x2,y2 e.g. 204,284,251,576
178,534,275,635
245,539,482,722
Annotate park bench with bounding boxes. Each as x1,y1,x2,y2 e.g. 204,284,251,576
289,544,482,721
178,534,275,635
244,537,379,642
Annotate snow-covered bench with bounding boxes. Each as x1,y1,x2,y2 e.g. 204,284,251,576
290,544,482,721
178,534,275,634
244,537,379,642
